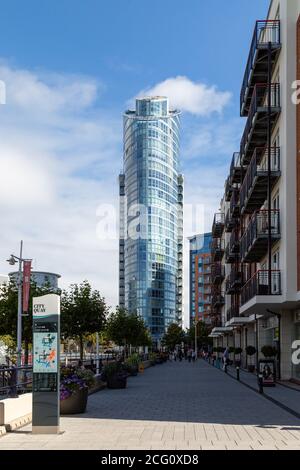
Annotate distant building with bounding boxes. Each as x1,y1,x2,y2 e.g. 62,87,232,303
9,271,61,291
189,233,212,327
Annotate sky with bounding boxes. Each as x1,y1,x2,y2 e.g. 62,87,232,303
0,0,270,323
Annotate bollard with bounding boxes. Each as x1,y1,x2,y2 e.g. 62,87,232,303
258,373,264,394
236,366,240,381
8,367,18,398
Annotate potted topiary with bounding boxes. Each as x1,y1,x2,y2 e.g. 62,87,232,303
246,346,257,372
60,366,95,415
261,345,277,359
234,347,243,367
102,362,128,389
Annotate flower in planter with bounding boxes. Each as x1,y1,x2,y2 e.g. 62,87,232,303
60,367,95,401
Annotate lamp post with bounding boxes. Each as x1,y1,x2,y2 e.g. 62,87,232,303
6,241,32,368
194,319,198,360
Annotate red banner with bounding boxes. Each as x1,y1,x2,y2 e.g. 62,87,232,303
22,260,31,313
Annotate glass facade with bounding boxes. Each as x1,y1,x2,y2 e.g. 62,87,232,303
119,97,183,341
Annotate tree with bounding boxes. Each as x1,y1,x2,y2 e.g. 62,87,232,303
185,321,212,348
0,279,55,364
161,323,185,351
61,281,108,359
105,308,151,351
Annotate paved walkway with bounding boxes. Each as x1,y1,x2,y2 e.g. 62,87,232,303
0,360,300,450
224,363,300,416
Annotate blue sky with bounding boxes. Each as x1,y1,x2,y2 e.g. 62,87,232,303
0,0,270,314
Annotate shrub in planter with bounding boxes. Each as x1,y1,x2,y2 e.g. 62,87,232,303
102,362,128,389
261,345,277,358
125,353,140,376
149,353,157,366
246,346,257,372
60,367,95,415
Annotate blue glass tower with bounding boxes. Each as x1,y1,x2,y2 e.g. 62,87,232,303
119,97,183,341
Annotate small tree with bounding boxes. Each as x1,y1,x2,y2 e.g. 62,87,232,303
261,345,277,359
105,308,151,353
61,281,108,359
161,323,185,351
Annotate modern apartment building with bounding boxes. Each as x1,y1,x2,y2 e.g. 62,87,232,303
119,97,184,341
210,0,300,382
189,233,212,328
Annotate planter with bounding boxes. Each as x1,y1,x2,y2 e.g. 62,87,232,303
107,374,127,389
60,387,88,415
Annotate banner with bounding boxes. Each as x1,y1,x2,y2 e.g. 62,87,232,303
22,260,31,313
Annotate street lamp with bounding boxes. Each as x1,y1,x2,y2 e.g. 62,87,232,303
6,241,32,369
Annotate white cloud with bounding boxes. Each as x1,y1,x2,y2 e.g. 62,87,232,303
0,62,121,308
136,76,232,116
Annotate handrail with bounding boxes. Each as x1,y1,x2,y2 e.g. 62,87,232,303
240,83,281,158
241,20,281,114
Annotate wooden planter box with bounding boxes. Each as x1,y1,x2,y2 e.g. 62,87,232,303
60,387,88,415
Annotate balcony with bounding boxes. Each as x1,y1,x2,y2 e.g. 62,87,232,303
212,292,225,309
241,270,281,305
240,83,281,165
225,153,242,202
240,147,281,214
225,268,243,295
240,210,281,263
225,230,240,264
211,262,225,285
226,305,240,322
241,20,281,116
212,213,225,238
211,238,225,262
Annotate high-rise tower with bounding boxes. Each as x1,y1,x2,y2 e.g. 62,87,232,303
119,97,183,341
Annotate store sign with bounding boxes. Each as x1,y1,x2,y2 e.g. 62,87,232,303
32,294,60,434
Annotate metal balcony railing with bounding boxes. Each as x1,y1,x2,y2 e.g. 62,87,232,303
241,270,281,305
240,147,281,212
211,238,225,262
225,268,243,295
225,229,240,263
212,213,225,238
212,292,225,309
241,20,281,115
240,83,281,163
240,210,280,262
211,262,225,285
226,305,240,322
230,152,242,182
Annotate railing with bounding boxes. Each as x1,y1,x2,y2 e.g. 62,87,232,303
212,213,225,237
240,83,281,158
241,270,281,305
225,268,242,294
225,229,240,260
241,20,281,113
0,366,32,397
211,238,225,260
230,188,240,216
226,305,240,322
230,152,242,178
240,146,281,209
240,209,280,261
212,293,225,308
211,262,225,283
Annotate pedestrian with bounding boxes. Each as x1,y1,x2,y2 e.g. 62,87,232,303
223,347,229,370
173,350,177,362
187,349,192,363
192,350,196,362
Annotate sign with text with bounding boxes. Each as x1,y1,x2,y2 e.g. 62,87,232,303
22,260,31,313
32,294,60,434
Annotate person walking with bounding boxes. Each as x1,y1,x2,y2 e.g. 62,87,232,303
192,350,196,363
187,348,192,363
223,347,229,371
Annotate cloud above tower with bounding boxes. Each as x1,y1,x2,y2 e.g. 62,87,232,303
136,76,232,116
